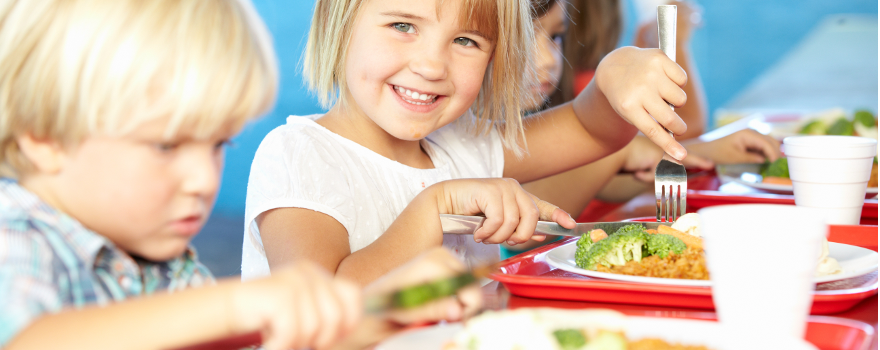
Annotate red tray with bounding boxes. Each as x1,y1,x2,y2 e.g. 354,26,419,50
489,225,879,315
686,171,878,225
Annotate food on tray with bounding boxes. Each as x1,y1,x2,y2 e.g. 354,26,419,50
572,214,840,280
760,157,792,185
574,220,709,280
446,308,711,350
816,238,842,276
670,213,701,237
760,156,878,188
797,108,878,139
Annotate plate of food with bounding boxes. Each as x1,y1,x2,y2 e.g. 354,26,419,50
375,308,819,350
716,159,879,196
544,214,878,287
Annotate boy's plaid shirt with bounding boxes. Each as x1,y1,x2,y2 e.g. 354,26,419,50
0,178,214,345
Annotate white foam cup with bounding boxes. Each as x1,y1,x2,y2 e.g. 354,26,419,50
782,135,877,225
699,204,826,348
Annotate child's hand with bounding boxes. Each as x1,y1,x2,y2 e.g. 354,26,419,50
595,46,689,160
365,247,482,324
232,261,362,350
434,178,577,246
687,129,782,164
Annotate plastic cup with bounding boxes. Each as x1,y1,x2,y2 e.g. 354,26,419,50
783,135,877,225
699,204,826,349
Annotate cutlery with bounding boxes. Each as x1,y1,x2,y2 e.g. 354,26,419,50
439,214,665,237
363,262,497,314
654,4,687,222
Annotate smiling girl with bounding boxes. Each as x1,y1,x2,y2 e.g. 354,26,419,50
243,0,693,284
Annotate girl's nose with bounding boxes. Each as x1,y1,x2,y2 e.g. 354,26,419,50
535,34,558,74
409,51,447,81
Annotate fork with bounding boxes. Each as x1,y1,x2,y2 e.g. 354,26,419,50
654,5,687,222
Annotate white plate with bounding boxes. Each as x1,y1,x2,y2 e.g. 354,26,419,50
375,315,818,350
716,163,879,195
545,241,878,287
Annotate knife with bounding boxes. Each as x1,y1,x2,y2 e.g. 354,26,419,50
440,214,665,237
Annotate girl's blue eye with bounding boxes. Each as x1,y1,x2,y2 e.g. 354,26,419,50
392,23,414,34
453,37,476,47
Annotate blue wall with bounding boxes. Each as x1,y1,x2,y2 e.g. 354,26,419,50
211,0,878,218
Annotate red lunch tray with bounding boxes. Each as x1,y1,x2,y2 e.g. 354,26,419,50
489,225,879,315
686,171,878,225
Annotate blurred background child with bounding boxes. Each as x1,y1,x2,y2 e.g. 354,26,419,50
0,1,478,349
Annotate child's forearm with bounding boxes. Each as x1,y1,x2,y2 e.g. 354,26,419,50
335,186,445,286
6,280,247,350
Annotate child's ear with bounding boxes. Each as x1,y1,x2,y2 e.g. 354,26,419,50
16,134,65,174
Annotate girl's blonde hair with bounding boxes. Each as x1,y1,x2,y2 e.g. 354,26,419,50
303,0,537,155
0,0,279,178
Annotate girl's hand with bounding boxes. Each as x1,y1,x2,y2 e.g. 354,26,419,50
364,247,482,324
687,129,782,164
232,261,362,350
433,178,577,246
595,46,689,160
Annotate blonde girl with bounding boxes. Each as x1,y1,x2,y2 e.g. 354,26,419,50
244,0,691,285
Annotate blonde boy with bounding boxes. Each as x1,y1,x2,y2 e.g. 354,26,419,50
0,0,480,349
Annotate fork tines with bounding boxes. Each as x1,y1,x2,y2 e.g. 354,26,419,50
655,159,687,222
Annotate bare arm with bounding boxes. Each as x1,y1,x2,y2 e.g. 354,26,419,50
258,187,445,286
8,265,362,350
7,281,238,350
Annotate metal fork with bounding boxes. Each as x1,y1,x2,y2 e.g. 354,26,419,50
654,5,687,222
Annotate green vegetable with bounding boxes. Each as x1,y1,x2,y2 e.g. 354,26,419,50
853,110,876,127
827,118,855,136
553,329,587,350
798,120,827,135
390,272,475,309
582,331,627,350
575,224,649,270
760,157,789,178
645,234,687,259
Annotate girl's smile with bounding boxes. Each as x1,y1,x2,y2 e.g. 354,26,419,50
390,84,444,113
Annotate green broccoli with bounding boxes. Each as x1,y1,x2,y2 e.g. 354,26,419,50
645,234,687,258
575,224,648,270
827,117,855,136
798,120,827,135
760,157,789,178
574,234,594,266
853,110,876,127
553,329,587,350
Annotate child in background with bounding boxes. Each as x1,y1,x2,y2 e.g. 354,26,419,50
0,1,478,349
508,0,780,257
244,0,695,285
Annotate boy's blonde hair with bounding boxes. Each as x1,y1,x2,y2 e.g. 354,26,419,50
304,0,537,155
0,0,279,178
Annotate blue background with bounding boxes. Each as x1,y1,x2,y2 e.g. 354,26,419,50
195,0,878,277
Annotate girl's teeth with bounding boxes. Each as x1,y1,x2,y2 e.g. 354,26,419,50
419,94,427,100
395,85,436,104
405,89,412,96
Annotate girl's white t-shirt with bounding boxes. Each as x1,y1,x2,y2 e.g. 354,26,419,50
241,114,505,280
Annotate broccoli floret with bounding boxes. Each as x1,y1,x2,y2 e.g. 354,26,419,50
575,224,648,270
574,234,594,265
827,118,855,136
798,120,827,135
553,329,587,350
760,157,789,178
646,234,687,258
853,110,876,127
